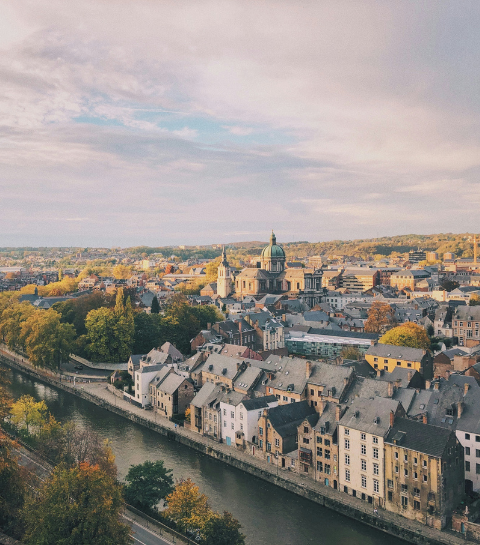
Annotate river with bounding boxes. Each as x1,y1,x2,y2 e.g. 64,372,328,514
5,368,408,545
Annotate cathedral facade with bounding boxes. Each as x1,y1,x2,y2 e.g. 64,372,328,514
217,232,324,307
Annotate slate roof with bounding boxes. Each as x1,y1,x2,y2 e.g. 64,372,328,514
160,341,184,361
157,373,188,395
241,395,277,411
308,362,353,400
139,364,166,374
266,401,316,438
191,382,221,408
339,396,400,436
366,344,427,362
385,417,453,458
196,353,242,380
129,354,143,366
233,365,263,391
453,306,480,320
218,390,246,407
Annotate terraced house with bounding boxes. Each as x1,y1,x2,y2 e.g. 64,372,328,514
365,344,433,379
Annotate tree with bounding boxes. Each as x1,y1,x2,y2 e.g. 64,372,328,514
441,279,460,292
123,460,174,511
340,346,362,360
202,511,245,545
10,395,48,436
112,264,133,280
379,322,431,350
205,260,220,283
0,431,27,537
22,309,76,370
0,301,36,349
470,294,480,306
364,302,396,334
22,462,131,545
151,295,160,314
163,478,213,534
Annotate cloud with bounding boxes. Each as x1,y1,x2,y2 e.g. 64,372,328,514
0,1,479,245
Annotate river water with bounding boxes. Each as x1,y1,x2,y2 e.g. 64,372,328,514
5,369,408,545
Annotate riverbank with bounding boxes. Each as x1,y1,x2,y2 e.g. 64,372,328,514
0,348,469,545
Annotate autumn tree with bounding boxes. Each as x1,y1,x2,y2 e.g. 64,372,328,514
340,346,362,360
163,478,213,534
123,460,174,511
205,259,220,283
379,322,431,350
22,462,131,545
0,301,35,350
21,309,76,370
470,294,480,306
364,302,397,334
112,264,133,280
10,395,48,436
202,511,245,545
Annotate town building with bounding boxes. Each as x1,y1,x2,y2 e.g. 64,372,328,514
365,344,433,379
384,418,464,529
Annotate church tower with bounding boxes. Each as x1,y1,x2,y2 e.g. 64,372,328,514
217,246,232,298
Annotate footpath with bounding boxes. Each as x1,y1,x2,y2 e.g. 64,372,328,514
0,346,471,545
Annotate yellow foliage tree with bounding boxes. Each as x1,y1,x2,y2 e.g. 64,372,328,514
379,322,430,350
10,395,48,435
163,478,213,533
112,264,133,280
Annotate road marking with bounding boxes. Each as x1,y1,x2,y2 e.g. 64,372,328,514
130,535,148,545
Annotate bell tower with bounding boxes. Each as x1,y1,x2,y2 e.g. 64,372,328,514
217,246,232,298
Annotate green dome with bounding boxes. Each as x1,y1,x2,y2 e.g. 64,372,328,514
261,231,286,259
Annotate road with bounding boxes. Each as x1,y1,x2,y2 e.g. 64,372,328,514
13,446,174,545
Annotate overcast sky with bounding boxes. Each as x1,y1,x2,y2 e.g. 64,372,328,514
1,1,479,247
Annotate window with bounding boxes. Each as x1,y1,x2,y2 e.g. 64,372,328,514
223,409,226,416
361,459,367,471
401,484,408,493
361,475,367,488
345,429,350,436
476,435,480,442
413,487,420,497
324,439,331,446
384,359,388,364
361,433,366,441
373,480,379,494
231,411,235,419
373,448,378,459
317,447,323,457
387,479,393,489
372,436,378,444
304,426,309,433
231,423,234,430
423,475,428,483
259,427,264,436
240,423,243,431
396,361,401,366
414,500,421,511
325,450,331,459
401,496,408,508
423,460,427,468
223,421,226,427
361,444,366,455
413,457,417,465
466,447,471,456
310,389,314,396
345,454,350,465
414,471,418,480
345,439,350,450
317,461,323,472
266,442,271,452
373,463,379,476
404,454,408,462
345,469,350,482
317,436,323,444
259,440,263,448
395,466,399,474
476,449,480,458
388,491,393,502
283,396,288,401
240,412,243,420
404,469,408,477
395,452,399,459
324,464,331,475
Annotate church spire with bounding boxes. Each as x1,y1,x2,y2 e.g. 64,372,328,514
270,230,276,246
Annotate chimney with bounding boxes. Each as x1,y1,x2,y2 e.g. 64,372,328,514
306,361,312,379
425,380,431,390
319,400,326,416
395,378,402,389
457,401,464,419
335,405,341,423
207,323,211,330
464,383,470,395
387,382,394,398
422,413,428,424
390,411,395,427
263,408,268,417
434,381,440,390
407,371,413,382
445,370,450,380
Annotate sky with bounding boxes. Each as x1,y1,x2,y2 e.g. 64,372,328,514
1,1,479,247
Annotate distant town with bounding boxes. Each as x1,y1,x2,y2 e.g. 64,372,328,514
2,231,480,539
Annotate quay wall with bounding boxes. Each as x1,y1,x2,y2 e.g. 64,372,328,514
0,353,469,545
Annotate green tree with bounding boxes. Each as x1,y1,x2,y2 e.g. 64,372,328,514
163,478,213,534
202,511,245,545
151,295,160,314
0,301,35,349
22,310,76,370
112,264,133,280
123,460,174,511
205,260,220,283
0,431,27,537
22,462,131,545
10,395,48,435
133,313,163,354
441,279,460,292
379,323,431,350
340,346,362,361
364,302,397,334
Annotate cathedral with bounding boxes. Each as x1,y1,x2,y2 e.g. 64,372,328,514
217,231,324,307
